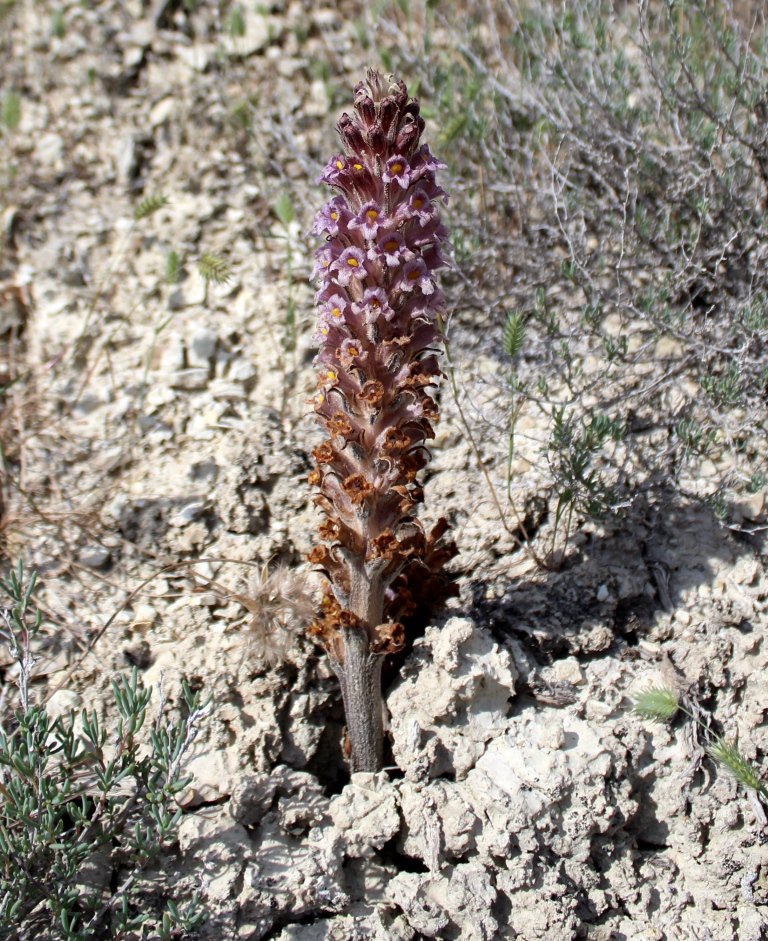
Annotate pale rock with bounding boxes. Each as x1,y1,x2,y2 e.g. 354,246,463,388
276,56,304,78
46,689,82,719
275,915,399,941
475,710,616,844
386,872,450,937
115,133,138,184
596,583,610,602
279,691,328,766
123,46,144,68
550,656,584,685
210,276,241,301
388,618,517,780
184,272,208,306
149,96,175,128
222,12,270,57
313,9,339,26
306,77,330,116
329,772,399,857
654,335,683,359
741,633,761,654
131,603,156,627
541,715,566,749
178,811,252,902
398,781,476,868
732,557,759,586
228,356,257,383
582,354,602,375
601,312,622,336
182,748,243,806
388,863,497,941
169,501,205,526
78,545,111,568
177,43,214,72
128,19,154,47
159,333,185,373
170,367,209,390
35,132,65,168
245,819,348,925
187,323,217,367
731,491,765,523
209,379,246,401
74,851,112,899
231,765,329,830
94,445,129,472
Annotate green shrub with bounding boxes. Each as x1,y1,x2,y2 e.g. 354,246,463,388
0,563,211,940
372,0,768,544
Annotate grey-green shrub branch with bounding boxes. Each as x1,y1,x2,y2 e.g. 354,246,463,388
0,562,212,939
378,0,768,544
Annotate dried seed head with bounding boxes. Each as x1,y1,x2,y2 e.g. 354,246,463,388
236,565,316,667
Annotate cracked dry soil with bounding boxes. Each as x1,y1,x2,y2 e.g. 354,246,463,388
2,1,768,939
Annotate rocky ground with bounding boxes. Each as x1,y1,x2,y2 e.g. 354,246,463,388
2,1,768,939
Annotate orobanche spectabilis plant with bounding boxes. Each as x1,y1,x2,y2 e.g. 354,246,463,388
307,70,457,772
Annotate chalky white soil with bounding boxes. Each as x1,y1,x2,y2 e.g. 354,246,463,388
2,2,768,939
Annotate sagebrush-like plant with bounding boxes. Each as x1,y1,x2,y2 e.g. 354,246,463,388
367,0,768,548
307,70,457,772
0,563,211,940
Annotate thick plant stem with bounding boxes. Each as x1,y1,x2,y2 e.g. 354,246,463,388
338,567,385,771
333,627,384,772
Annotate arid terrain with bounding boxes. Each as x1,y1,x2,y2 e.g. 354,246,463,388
2,1,768,938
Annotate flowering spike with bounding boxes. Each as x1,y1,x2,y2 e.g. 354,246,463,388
308,70,457,772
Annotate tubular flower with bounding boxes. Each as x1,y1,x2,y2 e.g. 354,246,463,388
308,69,457,773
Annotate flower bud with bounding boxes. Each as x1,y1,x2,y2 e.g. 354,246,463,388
337,113,366,156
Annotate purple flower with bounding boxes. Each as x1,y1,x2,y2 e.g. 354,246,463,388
410,145,447,182
408,189,435,225
312,197,352,237
315,155,348,186
348,201,387,240
352,287,392,322
393,188,435,227
406,218,451,250
382,155,411,189
312,320,347,347
332,247,368,285
399,257,434,295
340,337,368,364
406,291,446,321
315,154,374,195
370,232,412,269
311,244,341,281
321,294,350,325
422,244,450,273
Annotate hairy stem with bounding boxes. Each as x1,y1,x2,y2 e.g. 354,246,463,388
333,626,384,772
